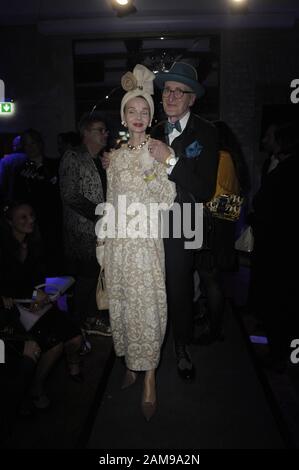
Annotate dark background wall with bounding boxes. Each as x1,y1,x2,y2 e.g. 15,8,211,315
0,25,75,157
221,29,299,194
1,25,298,194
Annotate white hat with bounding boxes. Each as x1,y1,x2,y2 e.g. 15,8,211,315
120,64,155,126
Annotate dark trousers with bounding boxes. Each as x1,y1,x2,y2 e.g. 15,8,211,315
164,237,196,344
1,354,35,447
66,256,100,327
196,264,225,335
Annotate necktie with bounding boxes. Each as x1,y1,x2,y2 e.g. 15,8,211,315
165,120,182,134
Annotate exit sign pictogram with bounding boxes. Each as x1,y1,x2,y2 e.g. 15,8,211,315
0,102,14,114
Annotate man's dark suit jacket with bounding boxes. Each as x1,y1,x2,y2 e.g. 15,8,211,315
151,113,219,205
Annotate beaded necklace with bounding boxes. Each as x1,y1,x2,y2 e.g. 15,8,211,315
127,135,149,151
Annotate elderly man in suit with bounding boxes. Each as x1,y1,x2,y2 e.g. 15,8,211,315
150,62,218,380
59,112,111,341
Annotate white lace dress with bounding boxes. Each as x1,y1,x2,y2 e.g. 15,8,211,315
104,142,176,370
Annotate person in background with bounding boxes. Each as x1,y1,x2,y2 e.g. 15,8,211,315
0,202,83,412
0,135,26,206
0,129,63,274
2,135,25,158
249,122,299,371
195,120,250,344
57,131,81,159
260,123,280,183
59,112,111,343
0,314,42,447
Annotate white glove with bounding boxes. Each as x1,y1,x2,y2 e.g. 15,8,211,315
139,146,155,173
96,243,105,269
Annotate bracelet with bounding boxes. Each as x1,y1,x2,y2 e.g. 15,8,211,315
143,172,157,183
164,153,172,166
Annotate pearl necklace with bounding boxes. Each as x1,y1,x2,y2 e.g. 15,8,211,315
127,135,149,151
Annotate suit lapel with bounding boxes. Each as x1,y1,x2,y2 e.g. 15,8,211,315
171,114,198,159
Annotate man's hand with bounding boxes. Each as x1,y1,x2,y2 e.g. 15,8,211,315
29,289,50,313
1,296,14,309
148,138,170,164
101,151,111,170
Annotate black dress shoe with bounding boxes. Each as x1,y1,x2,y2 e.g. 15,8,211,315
121,370,138,390
194,330,224,346
174,342,195,381
69,372,84,383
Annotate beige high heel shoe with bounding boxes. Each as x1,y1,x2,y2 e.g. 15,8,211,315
141,377,157,421
121,369,138,390
141,399,157,422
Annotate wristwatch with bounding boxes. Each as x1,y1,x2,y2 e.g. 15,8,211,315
165,154,177,167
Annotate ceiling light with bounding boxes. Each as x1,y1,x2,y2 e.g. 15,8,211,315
229,0,248,14
111,0,137,17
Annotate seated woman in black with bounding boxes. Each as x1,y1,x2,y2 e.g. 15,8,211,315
0,307,46,444
0,201,83,402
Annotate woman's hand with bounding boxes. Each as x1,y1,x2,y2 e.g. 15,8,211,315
1,296,14,309
29,289,51,313
23,340,41,362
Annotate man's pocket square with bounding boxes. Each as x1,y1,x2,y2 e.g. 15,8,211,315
185,140,203,158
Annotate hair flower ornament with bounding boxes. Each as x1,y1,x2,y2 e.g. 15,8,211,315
121,72,138,92
121,64,154,95
120,64,155,126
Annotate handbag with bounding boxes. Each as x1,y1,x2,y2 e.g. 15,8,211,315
96,270,109,311
205,194,243,221
15,283,61,331
235,226,254,253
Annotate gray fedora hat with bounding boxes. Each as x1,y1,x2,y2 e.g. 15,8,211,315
155,62,205,98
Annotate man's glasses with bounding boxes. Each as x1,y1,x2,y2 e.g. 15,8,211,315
162,87,194,99
90,127,109,135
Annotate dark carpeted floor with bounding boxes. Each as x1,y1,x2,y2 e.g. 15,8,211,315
88,304,285,450
3,335,113,449
4,263,297,450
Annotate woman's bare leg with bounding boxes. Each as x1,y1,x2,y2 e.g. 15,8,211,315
141,368,157,421
64,335,82,375
31,343,63,397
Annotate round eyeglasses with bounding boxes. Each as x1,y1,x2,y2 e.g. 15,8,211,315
162,87,194,99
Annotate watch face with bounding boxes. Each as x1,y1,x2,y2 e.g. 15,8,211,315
169,157,176,165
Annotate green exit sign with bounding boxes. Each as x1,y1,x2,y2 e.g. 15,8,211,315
0,102,15,114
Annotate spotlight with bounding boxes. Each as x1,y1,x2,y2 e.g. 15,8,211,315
229,0,248,14
111,0,137,18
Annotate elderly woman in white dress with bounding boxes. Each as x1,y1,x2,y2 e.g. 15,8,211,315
97,65,176,421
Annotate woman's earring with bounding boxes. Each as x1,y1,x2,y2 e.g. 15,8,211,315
122,121,127,127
